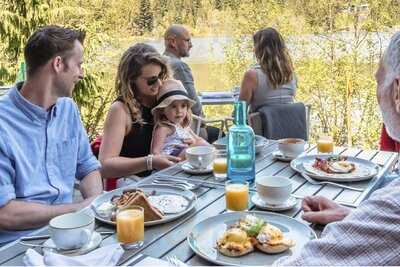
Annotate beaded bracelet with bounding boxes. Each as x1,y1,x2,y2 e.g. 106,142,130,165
146,154,153,170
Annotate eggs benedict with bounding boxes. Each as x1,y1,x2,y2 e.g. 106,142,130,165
255,224,295,254
216,228,254,257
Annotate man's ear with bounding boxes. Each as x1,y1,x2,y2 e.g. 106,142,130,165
51,56,63,74
394,76,400,113
168,36,177,49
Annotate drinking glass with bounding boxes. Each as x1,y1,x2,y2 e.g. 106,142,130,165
116,205,144,249
317,135,334,154
213,150,227,181
225,180,249,212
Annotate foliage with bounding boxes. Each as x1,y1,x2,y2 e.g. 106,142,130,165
0,0,54,84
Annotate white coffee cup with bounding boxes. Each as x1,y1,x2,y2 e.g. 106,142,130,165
278,138,305,157
49,212,94,250
186,146,215,168
255,176,292,205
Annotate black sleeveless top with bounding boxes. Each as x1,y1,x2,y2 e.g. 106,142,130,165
116,98,154,177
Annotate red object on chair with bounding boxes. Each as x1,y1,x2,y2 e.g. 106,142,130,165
90,135,117,191
380,124,400,152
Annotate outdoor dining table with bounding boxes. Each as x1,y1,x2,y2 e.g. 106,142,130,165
0,140,397,266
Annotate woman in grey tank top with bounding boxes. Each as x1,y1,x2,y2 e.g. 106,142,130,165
239,27,297,112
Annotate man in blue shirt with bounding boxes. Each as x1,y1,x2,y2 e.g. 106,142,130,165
0,26,103,244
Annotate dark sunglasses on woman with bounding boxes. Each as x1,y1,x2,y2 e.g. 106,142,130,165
146,74,163,86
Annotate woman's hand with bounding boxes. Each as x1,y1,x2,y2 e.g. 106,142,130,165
152,154,181,170
301,196,351,225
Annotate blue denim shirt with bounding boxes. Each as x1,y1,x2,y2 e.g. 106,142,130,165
0,84,100,244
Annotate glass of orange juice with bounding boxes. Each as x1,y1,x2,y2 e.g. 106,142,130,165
116,205,144,249
225,180,249,212
213,150,227,181
317,135,334,154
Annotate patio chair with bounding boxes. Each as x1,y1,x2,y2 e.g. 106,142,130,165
224,103,311,141
191,114,225,141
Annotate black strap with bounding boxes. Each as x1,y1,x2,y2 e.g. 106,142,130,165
156,90,189,106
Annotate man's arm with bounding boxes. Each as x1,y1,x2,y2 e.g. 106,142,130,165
275,180,400,266
79,170,102,199
0,198,93,231
173,62,203,116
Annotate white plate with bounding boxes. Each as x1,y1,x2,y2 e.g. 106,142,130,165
187,211,316,266
252,194,297,211
291,154,379,182
42,232,101,256
91,184,196,226
181,162,213,174
272,151,295,162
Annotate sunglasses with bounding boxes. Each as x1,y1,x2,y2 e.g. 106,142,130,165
144,74,163,86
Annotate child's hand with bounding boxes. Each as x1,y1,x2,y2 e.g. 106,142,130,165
182,138,195,146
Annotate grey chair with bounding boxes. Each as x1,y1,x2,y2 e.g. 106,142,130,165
223,103,311,141
190,114,225,140
249,103,311,141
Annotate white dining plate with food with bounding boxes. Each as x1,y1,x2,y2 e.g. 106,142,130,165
291,155,379,182
187,211,316,266
91,184,196,226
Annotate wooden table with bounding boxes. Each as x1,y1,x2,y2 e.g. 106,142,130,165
1,140,397,266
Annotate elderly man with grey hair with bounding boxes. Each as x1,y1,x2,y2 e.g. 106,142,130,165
163,24,221,143
275,32,400,265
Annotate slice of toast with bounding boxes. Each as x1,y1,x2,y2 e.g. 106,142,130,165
129,192,164,222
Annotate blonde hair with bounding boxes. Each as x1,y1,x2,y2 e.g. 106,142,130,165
115,43,170,123
153,99,193,129
253,27,294,89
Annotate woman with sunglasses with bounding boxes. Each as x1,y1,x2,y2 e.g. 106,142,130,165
99,43,180,188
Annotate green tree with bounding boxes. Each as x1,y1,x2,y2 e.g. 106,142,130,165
135,0,154,35
0,0,55,84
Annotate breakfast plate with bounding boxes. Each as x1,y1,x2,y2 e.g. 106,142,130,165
213,135,268,154
291,155,379,182
187,211,316,266
181,162,213,174
90,184,196,226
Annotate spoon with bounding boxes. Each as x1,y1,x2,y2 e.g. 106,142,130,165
19,240,83,254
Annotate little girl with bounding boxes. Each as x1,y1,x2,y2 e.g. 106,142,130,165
151,79,209,158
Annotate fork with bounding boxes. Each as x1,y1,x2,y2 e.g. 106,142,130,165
300,172,364,192
152,178,199,190
166,255,186,267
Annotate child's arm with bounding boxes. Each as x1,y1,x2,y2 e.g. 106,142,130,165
187,128,210,146
151,126,173,155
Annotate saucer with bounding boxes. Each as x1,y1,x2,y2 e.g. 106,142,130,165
182,162,213,174
251,194,297,211
42,231,102,256
272,151,296,162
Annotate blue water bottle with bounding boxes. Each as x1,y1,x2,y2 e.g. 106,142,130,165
227,101,255,183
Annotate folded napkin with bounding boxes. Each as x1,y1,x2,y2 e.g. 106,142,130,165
200,92,233,99
23,243,124,266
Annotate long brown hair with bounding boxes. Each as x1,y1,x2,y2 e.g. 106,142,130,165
115,43,170,123
253,27,294,89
